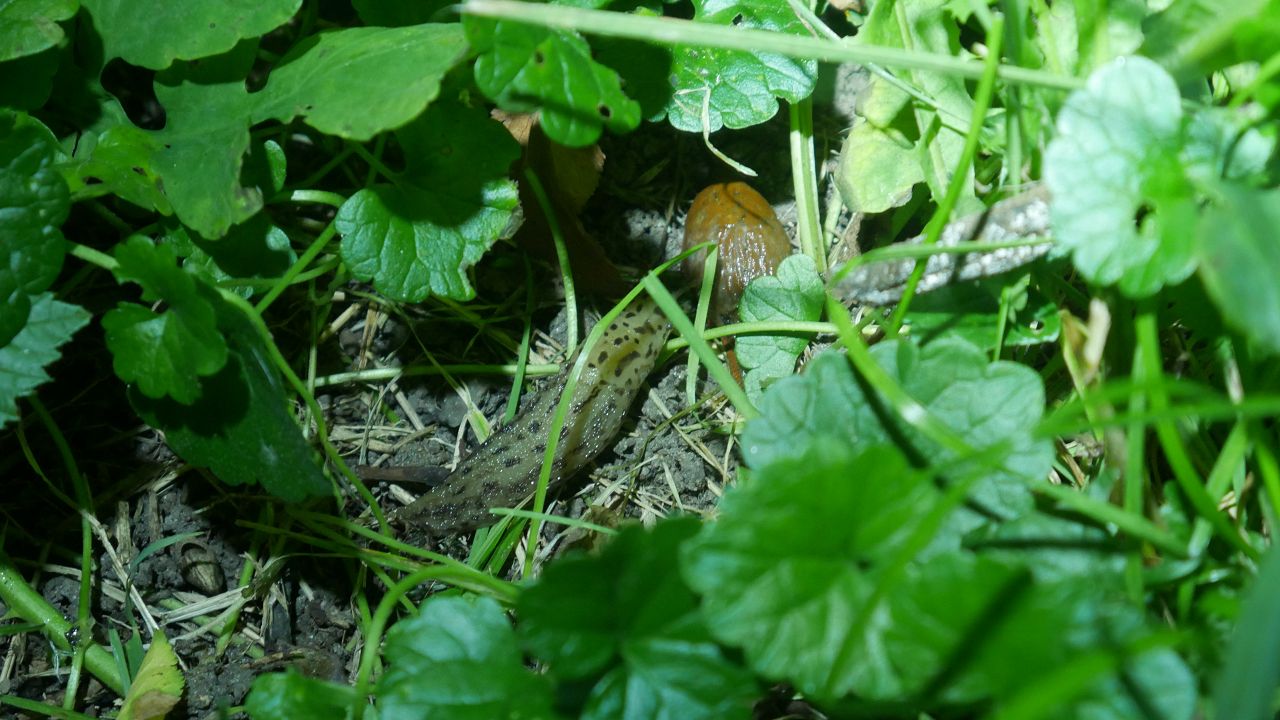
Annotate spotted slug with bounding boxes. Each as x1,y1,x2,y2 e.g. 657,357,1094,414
394,296,671,540
682,182,792,322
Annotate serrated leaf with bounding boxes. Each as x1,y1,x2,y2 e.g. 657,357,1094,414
582,637,756,720
679,442,941,698
1198,185,1280,355
118,630,183,720
0,293,90,428
253,24,467,141
379,596,557,720
81,0,299,70
735,254,823,402
0,0,77,62
0,110,70,347
129,283,329,502
337,97,519,302
245,670,357,720
65,123,171,214
664,0,816,133
518,518,756,719
1045,56,1197,298
468,17,641,147
743,340,1050,525
150,44,261,238
103,236,228,403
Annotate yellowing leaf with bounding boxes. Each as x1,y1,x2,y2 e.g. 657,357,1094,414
119,631,184,720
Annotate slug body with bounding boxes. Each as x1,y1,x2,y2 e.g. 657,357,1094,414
683,182,792,322
395,297,671,540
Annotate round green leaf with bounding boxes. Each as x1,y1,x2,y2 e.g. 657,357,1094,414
253,24,468,141
0,110,69,346
0,0,77,62
81,0,300,69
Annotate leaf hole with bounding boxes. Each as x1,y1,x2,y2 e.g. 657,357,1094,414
84,176,102,186
597,104,612,119
732,13,744,25
533,50,545,65
1133,201,1154,226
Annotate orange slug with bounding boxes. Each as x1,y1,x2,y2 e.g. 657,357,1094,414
682,182,792,322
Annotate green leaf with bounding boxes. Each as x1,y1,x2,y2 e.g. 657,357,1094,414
834,75,924,214
905,275,1061,351
379,595,557,720
245,669,357,720
1214,543,1280,720
1198,185,1280,355
743,340,1050,523
1142,0,1280,83
1045,56,1197,297
679,442,941,698
253,24,467,141
128,283,329,502
519,518,756,719
663,0,816,133
80,0,299,70
0,293,90,428
735,254,823,402
337,98,520,302
118,630,183,720
468,17,641,147
0,0,77,61
0,48,60,110
0,110,69,347
64,123,171,213
102,236,228,404
150,44,261,238
177,215,297,295
851,0,977,210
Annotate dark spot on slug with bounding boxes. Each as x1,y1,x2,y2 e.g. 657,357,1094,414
597,350,609,364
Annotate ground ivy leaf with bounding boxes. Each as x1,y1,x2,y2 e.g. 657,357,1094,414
736,254,823,402
663,0,816,133
680,442,939,699
582,637,757,720
744,340,1050,524
151,45,261,238
379,596,557,720
80,0,300,70
1198,185,1280,354
0,293,90,428
128,283,329,501
64,123,171,214
0,0,77,62
253,24,467,142
966,510,1128,588
835,75,924,214
245,669,358,720
468,18,640,147
852,0,976,210
103,236,228,404
1045,56,1197,297
519,519,702,678
881,553,1034,702
337,98,520,302
906,275,1061,351
518,519,756,719
0,111,69,347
